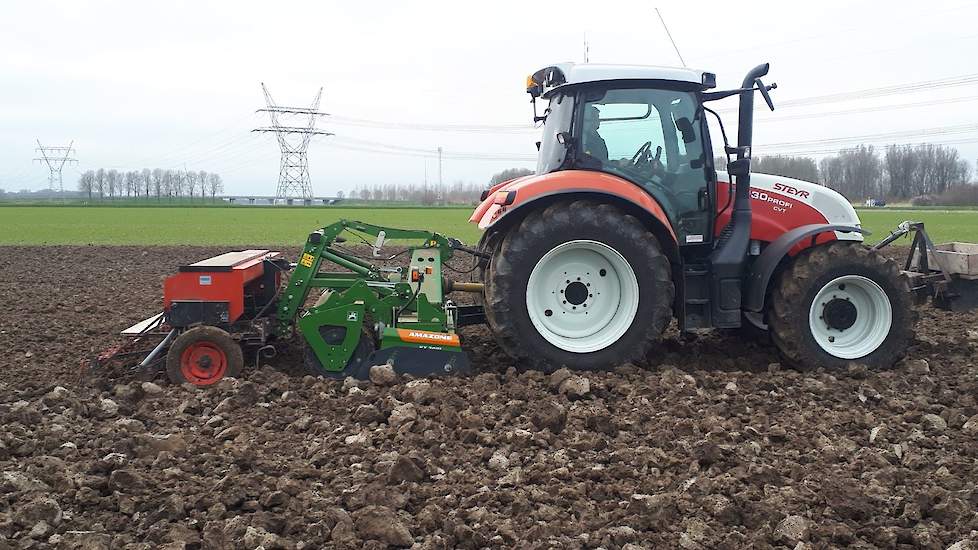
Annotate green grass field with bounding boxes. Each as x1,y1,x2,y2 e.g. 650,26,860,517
0,205,975,245
0,206,482,245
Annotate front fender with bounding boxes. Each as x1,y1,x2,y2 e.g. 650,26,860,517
744,224,869,313
469,170,677,244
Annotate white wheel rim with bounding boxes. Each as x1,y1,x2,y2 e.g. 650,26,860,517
526,240,639,353
808,275,892,359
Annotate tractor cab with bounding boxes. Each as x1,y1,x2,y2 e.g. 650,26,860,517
530,63,719,246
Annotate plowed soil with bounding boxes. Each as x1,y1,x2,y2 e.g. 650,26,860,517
1,245,977,549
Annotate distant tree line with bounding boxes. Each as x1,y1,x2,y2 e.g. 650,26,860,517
346,168,533,204
77,168,223,202
716,144,973,202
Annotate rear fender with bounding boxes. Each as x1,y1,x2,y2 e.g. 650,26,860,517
744,224,869,313
470,170,678,259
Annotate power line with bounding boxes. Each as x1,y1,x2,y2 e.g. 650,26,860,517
328,115,534,133
320,137,535,162
758,122,978,150
713,72,978,115
756,137,978,157
328,72,978,134
755,94,978,124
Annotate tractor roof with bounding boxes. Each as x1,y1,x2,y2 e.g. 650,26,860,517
527,63,716,98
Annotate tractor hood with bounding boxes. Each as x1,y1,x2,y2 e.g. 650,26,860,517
716,170,863,244
734,171,862,228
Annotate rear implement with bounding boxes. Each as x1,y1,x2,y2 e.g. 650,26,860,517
91,220,485,385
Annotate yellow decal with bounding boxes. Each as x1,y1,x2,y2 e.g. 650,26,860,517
299,253,315,268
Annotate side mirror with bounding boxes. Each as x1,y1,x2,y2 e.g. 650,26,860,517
675,117,696,144
727,158,750,177
755,79,776,111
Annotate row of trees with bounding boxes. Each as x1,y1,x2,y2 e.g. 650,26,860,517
345,168,535,204
719,144,973,201
77,168,224,201
346,180,492,204
347,143,974,205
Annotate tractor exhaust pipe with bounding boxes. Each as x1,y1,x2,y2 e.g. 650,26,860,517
709,63,771,327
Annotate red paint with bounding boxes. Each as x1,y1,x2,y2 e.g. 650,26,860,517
470,175,533,225
180,341,228,385
715,180,834,254
163,250,280,323
470,170,677,243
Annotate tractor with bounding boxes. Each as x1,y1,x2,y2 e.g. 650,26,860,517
473,62,934,371
96,62,974,385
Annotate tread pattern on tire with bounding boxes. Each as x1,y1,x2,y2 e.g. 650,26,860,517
768,241,916,369
485,199,674,372
165,325,244,385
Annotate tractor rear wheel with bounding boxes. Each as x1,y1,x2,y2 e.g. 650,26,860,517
485,200,674,371
166,326,244,386
769,242,914,369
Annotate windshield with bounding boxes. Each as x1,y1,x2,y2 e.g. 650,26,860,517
536,92,573,175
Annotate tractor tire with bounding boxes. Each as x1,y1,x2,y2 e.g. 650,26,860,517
166,326,244,386
485,199,674,372
769,242,915,369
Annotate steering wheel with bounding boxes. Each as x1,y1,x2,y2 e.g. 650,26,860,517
630,141,652,165
630,142,666,178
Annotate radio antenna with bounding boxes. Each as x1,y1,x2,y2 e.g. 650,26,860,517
655,8,687,67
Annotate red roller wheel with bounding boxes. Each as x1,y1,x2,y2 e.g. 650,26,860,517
166,326,243,386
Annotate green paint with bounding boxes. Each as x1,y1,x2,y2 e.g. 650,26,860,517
279,220,458,372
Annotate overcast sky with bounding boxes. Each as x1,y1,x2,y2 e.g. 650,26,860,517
2,0,976,195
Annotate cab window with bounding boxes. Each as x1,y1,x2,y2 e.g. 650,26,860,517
579,88,709,242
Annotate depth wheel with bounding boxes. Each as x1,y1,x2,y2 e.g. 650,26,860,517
769,242,915,369
485,200,674,371
166,326,244,386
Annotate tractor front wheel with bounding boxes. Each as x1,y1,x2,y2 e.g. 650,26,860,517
166,326,244,386
769,242,914,369
485,200,674,371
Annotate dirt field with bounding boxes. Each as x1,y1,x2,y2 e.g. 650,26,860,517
2,245,977,549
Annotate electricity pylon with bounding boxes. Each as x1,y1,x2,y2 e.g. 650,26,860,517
253,84,332,200
34,139,77,197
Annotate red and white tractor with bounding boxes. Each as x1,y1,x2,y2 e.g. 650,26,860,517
471,62,961,370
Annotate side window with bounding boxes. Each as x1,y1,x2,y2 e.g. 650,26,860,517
593,103,667,165
578,87,710,244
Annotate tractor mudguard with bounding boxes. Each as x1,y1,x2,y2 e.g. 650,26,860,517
470,170,678,245
743,223,868,313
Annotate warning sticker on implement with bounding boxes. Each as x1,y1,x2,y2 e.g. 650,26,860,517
299,253,315,268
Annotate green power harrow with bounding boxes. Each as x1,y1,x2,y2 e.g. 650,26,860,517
280,220,486,378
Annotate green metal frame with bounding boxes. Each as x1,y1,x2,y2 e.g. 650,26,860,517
275,220,459,373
